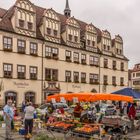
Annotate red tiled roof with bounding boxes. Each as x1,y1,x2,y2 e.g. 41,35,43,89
0,6,15,32
0,2,124,49
0,8,7,18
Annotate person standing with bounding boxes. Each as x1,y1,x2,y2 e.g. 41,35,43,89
24,102,35,139
3,100,14,140
128,103,136,131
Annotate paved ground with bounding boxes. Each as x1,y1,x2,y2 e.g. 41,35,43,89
1,127,140,140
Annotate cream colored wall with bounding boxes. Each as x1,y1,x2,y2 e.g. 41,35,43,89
0,30,129,106
0,31,43,106
100,55,128,93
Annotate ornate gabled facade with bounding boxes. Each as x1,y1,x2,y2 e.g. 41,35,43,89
0,0,129,106
14,0,36,37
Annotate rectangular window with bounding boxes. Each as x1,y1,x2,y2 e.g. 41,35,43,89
47,28,51,35
81,72,86,83
93,57,99,66
54,30,58,36
92,41,95,47
45,68,58,81
45,46,58,59
45,46,52,58
121,62,124,71
74,36,78,42
30,43,38,56
73,52,79,63
19,19,24,28
103,75,108,85
136,73,140,77
103,44,106,50
90,56,99,66
17,40,26,53
120,77,124,86
74,72,79,83
17,65,26,79
28,22,33,30
65,51,71,62
3,37,12,51
87,40,90,46
89,74,99,84
112,76,116,86
30,66,37,80
81,54,86,64
52,48,58,59
65,71,71,82
45,68,51,81
68,34,72,41
107,46,110,51
52,69,58,81
3,63,12,78
104,58,108,68
113,60,117,70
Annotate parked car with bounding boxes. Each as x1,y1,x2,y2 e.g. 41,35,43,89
36,102,69,115
100,104,116,115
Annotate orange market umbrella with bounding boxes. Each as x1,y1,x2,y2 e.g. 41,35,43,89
47,92,94,102
47,93,133,103
89,93,133,102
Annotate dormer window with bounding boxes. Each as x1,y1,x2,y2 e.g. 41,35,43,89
54,30,58,36
19,19,24,28
28,22,33,30
47,28,51,35
68,34,72,41
92,41,95,47
104,44,106,50
74,36,78,42
87,40,90,46
107,46,110,51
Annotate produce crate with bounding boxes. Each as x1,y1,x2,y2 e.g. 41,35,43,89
72,130,99,139
102,117,121,126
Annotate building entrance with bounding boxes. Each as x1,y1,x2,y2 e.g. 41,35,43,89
25,92,35,104
5,92,17,105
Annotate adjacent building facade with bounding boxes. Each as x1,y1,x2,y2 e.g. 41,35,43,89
0,0,128,106
129,64,140,92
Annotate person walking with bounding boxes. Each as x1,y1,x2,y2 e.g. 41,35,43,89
3,100,14,140
24,102,35,139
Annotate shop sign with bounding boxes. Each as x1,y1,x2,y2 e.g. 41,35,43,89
13,82,29,88
72,85,81,89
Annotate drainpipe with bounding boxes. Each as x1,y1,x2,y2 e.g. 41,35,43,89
99,54,101,93
41,41,45,104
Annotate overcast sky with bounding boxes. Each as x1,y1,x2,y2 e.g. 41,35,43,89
0,0,139,68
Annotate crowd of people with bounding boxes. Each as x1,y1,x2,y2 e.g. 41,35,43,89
2,99,139,140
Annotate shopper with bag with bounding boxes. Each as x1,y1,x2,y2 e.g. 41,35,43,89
24,102,35,139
